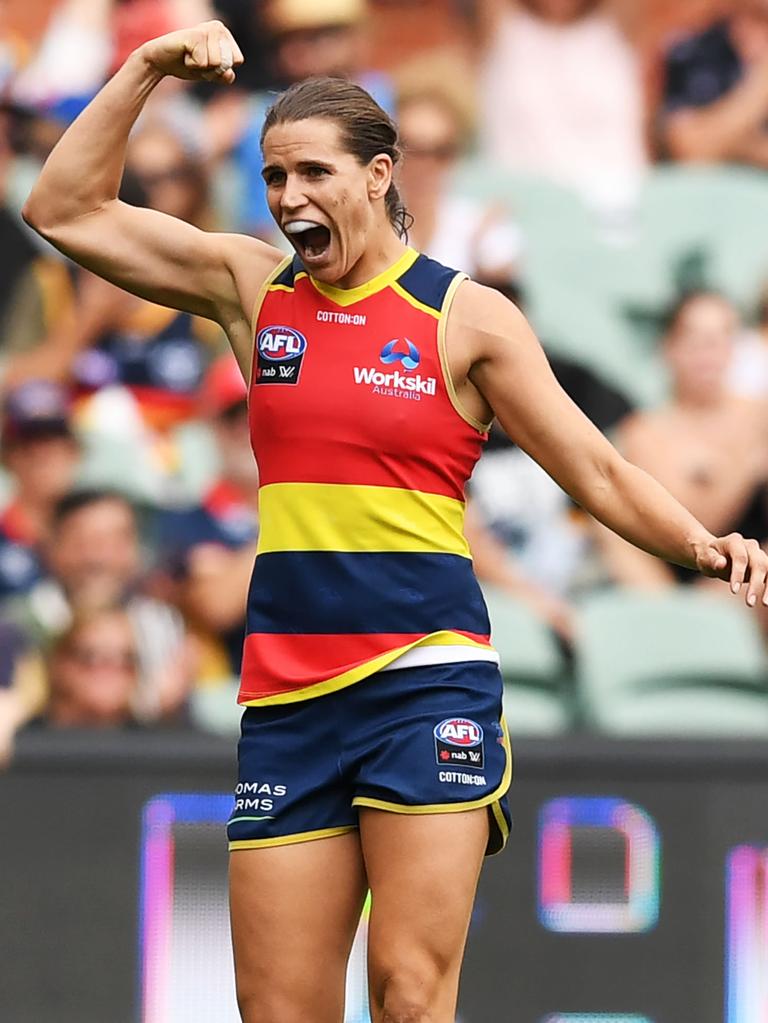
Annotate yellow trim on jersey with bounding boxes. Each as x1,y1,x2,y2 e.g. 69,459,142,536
390,280,441,320
240,630,495,707
308,247,419,306
248,255,294,390
268,271,309,294
250,256,293,334
436,273,493,435
257,482,470,557
229,825,356,851
352,717,513,816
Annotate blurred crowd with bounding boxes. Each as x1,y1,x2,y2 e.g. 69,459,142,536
3,0,768,755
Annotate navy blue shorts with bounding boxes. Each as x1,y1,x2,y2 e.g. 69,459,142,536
227,660,512,856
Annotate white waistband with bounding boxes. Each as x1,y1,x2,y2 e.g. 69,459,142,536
379,644,500,672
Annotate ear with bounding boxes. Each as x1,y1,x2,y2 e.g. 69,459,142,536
367,153,393,202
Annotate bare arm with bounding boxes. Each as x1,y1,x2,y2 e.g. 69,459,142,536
663,58,768,162
21,21,281,372
451,282,768,606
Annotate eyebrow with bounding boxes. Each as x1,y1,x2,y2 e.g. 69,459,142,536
261,159,335,181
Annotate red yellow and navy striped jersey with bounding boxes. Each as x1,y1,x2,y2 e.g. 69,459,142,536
240,246,497,706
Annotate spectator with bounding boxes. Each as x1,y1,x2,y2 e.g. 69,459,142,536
478,0,647,209
397,81,523,290
152,355,258,685
40,606,141,729
0,381,81,601
597,291,768,587
3,489,193,719
660,0,768,167
6,124,224,504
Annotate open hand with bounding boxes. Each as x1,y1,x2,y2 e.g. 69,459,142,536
696,533,768,607
141,20,244,85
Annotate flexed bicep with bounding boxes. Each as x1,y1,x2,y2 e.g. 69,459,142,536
22,21,281,359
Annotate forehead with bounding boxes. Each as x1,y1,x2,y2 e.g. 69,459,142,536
399,98,458,138
676,296,735,326
62,500,135,532
262,118,350,163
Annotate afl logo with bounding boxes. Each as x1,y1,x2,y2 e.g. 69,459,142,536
257,326,307,362
434,718,484,747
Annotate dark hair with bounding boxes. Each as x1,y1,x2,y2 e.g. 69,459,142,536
662,289,732,336
52,489,135,531
261,77,413,240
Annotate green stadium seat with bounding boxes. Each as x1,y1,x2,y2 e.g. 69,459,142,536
482,585,573,735
189,680,243,737
576,588,768,737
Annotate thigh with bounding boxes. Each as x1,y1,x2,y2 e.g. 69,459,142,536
359,806,489,1023
230,832,368,1023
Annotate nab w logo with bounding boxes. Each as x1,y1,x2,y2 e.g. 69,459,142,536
257,326,307,362
380,338,420,371
255,325,307,385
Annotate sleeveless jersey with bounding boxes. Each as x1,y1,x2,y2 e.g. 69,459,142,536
240,247,497,706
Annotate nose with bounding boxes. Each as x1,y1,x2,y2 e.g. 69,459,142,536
280,173,308,214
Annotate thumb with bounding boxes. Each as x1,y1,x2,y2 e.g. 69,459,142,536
703,546,728,573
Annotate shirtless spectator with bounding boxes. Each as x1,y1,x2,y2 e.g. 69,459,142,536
597,291,768,587
661,0,768,167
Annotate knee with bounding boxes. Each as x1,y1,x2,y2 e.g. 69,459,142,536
236,991,305,1023
371,960,450,1023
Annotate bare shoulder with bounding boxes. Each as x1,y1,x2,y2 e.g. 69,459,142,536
448,278,531,363
219,233,286,317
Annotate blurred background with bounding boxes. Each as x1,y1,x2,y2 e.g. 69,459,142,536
2,1,768,1021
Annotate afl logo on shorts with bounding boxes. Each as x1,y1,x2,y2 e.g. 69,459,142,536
255,326,307,385
434,718,485,770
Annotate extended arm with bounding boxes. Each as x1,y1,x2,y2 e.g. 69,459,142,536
21,21,281,371
453,283,768,606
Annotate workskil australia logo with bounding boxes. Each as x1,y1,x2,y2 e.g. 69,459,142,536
353,338,437,401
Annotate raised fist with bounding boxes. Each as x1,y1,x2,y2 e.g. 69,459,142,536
140,20,244,84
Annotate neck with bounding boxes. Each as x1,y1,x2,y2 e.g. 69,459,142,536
674,390,727,413
331,229,408,290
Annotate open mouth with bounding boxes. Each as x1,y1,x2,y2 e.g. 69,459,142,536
284,220,332,262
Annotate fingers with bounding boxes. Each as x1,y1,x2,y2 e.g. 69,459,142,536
745,539,768,608
185,21,244,84
723,534,750,595
717,534,768,607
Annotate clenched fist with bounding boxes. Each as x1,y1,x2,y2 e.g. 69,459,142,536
140,20,244,84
